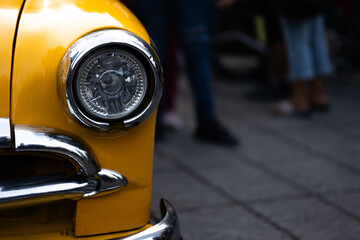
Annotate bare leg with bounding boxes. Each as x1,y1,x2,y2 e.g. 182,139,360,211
310,76,328,105
272,80,309,115
290,81,310,110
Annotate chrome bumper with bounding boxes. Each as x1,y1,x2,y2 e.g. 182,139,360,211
0,123,182,239
117,199,182,240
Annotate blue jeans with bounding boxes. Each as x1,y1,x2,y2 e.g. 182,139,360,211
175,0,217,124
282,15,332,80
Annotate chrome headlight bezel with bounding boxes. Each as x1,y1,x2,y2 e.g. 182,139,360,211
58,29,163,131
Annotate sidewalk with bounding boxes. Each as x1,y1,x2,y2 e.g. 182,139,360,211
151,74,360,240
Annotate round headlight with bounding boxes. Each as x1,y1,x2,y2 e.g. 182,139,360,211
76,49,147,120
58,29,163,131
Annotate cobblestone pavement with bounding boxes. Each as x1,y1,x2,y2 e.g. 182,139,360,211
151,73,360,240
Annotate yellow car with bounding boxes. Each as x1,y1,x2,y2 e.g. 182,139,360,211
0,0,181,239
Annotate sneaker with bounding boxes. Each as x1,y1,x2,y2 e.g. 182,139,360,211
194,119,239,147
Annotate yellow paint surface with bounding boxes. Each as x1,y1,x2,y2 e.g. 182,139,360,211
0,224,152,240
0,0,23,118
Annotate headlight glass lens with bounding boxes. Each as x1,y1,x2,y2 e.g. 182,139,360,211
76,49,147,120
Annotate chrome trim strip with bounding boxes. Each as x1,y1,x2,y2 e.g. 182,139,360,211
14,125,100,176
0,125,128,207
114,199,182,240
0,118,11,148
58,29,163,131
0,170,127,208
0,173,89,205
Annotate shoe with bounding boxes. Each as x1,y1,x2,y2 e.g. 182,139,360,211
271,100,311,118
311,102,330,113
194,119,239,147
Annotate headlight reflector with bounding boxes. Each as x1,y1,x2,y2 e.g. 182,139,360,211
76,49,147,120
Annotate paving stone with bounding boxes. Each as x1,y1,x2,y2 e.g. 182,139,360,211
153,150,176,171
253,198,360,240
326,192,360,217
151,166,230,217
269,159,360,192
329,122,360,138
248,116,360,170
230,123,315,166
179,205,292,240
156,133,241,171
156,134,301,202
216,117,360,192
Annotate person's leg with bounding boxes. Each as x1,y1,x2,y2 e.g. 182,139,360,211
163,33,180,113
175,0,216,124
273,17,314,114
265,6,288,87
290,81,309,111
310,76,329,111
163,29,183,130
175,0,238,146
309,15,331,107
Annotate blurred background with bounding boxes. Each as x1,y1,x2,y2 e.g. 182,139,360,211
124,0,360,239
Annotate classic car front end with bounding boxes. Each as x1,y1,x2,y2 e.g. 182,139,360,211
0,0,181,239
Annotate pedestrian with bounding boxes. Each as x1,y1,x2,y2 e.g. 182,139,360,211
272,0,333,116
126,0,239,146
174,0,239,146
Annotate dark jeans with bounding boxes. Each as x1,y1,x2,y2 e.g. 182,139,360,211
128,0,217,126
175,0,217,124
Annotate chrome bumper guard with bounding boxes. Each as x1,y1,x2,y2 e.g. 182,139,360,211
117,199,182,240
0,125,127,208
